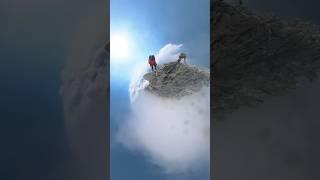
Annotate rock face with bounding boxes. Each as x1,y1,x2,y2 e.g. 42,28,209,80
60,3,109,179
212,1,320,120
143,62,210,98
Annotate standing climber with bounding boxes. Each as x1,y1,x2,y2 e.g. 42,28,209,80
177,53,187,64
148,55,157,72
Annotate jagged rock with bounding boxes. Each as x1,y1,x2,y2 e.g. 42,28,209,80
143,62,210,98
212,1,320,120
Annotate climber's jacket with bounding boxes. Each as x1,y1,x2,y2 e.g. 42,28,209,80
148,55,157,66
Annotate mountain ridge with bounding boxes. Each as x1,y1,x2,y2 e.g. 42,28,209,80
143,62,210,98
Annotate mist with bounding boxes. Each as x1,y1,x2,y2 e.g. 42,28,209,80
118,88,210,174
214,79,320,180
118,44,210,174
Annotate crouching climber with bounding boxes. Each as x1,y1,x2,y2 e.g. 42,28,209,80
148,55,157,72
177,53,187,64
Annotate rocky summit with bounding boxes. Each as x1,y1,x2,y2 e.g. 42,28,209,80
143,62,210,98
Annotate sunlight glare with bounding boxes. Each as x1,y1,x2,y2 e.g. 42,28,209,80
111,33,132,62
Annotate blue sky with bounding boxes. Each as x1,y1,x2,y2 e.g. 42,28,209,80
110,0,210,179
110,0,210,80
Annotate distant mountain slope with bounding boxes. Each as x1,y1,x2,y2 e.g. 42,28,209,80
212,0,320,119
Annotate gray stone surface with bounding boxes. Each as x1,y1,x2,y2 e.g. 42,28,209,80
143,62,210,98
212,1,320,120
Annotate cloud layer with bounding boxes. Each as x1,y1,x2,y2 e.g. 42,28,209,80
118,44,210,174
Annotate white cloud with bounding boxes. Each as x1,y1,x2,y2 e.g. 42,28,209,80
118,43,210,174
118,89,210,174
155,43,183,64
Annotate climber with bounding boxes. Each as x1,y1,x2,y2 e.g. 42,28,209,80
148,55,157,72
177,53,187,64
